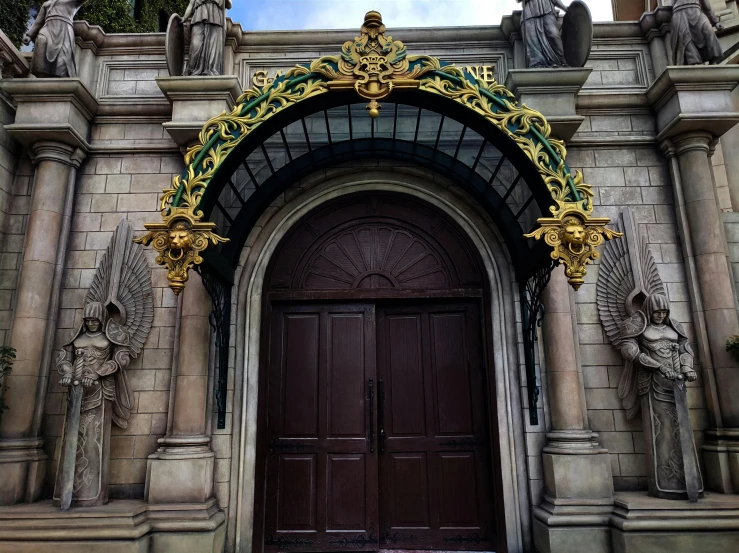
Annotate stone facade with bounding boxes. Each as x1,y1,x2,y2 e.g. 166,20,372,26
0,9,738,553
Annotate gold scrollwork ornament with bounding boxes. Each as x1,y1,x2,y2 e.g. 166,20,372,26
134,208,229,295
525,202,622,290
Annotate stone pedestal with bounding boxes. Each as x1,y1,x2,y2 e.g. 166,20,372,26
0,79,96,505
649,66,739,494
145,277,215,504
533,267,614,553
156,76,242,148
610,491,739,553
504,67,592,141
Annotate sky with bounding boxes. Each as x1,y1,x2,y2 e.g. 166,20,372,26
228,0,615,31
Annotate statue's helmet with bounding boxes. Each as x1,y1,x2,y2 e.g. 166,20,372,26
83,301,107,325
643,293,670,321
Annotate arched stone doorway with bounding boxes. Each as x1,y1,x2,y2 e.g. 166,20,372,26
229,170,528,553
256,192,500,552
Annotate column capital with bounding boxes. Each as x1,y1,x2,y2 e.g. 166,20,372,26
672,131,714,156
504,67,592,141
647,66,739,141
156,76,242,149
30,141,77,166
1,78,98,152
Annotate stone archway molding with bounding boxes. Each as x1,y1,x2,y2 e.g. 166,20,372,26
229,171,529,553
136,10,621,295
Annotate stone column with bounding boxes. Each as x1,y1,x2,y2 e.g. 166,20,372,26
648,66,739,493
0,79,96,505
146,276,215,503
533,266,614,553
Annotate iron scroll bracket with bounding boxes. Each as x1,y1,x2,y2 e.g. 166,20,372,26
519,261,555,426
196,264,231,430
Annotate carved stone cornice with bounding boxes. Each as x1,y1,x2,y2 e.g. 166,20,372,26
156,76,243,149
505,67,592,142
1,78,99,151
646,66,739,141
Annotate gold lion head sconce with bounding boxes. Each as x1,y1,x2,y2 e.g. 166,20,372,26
526,203,622,290
135,207,228,295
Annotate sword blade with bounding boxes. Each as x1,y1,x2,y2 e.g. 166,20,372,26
59,383,83,510
673,379,701,502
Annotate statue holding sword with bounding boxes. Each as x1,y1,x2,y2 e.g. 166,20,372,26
53,222,153,509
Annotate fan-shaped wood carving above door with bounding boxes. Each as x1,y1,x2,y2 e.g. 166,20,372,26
268,193,483,293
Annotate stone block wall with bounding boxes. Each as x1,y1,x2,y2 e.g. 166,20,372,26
568,137,710,491
41,151,184,499
0,95,26,348
724,212,739,312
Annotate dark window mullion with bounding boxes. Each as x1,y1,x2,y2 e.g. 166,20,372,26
242,160,259,188
514,193,535,219
214,201,234,225
434,115,446,150
260,144,275,174
453,126,467,159
301,118,312,151
502,174,522,202
279,129,293,162
324,110,333,146
227,178,246,206
487,156,505,186
471,140,487,172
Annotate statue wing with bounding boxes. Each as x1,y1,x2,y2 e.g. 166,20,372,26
596,214,632,348
115,222,154,358
640,232,666,297
88,221,154,358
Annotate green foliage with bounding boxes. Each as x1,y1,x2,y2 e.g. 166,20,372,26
76,0,189,34
727,335,739,359
0,0,32,47
0,345,16,416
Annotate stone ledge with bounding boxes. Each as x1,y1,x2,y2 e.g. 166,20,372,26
0,498,224,542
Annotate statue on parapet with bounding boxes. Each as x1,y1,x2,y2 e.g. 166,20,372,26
166,0,232,77
518,0,592,68
671,0,724,65
22,0,90,78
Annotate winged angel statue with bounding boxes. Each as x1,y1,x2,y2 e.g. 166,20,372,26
53,221,153,509
597,208,702,501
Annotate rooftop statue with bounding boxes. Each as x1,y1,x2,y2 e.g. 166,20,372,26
597,209,703,502
671,0,724,65
22,0,90,78
519,0,592,68
53,221,153,509
166,0,232,76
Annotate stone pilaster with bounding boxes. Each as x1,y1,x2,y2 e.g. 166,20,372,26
533,267,614,553
0,79,96,505
146,276,215,504
648,66,739,493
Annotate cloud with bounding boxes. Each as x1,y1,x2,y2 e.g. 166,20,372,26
229,0,614,31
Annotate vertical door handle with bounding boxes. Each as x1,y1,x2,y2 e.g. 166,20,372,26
378,379,386,453
368,378,375,453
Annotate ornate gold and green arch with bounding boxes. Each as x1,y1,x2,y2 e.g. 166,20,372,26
137,11,621,295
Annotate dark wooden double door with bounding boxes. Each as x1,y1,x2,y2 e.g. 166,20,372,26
265,301,496,552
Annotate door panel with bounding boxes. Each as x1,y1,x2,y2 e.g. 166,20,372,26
265,304,378,553
378,302,496,550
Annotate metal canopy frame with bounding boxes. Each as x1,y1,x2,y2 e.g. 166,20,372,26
196,92,554,285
